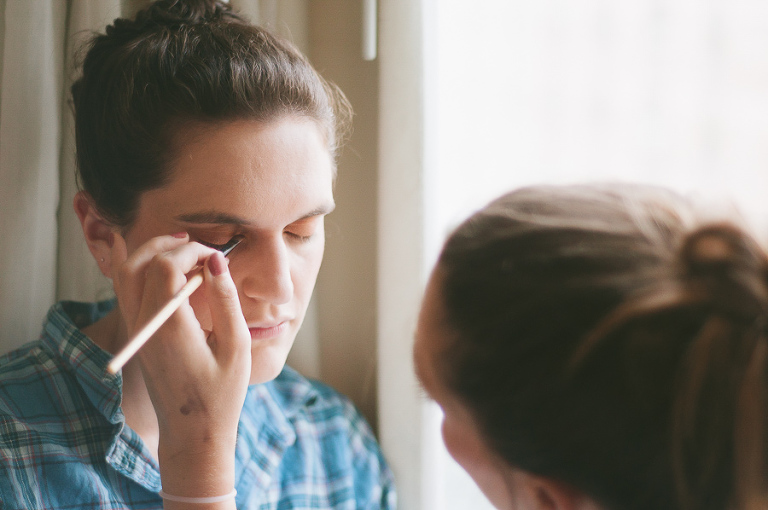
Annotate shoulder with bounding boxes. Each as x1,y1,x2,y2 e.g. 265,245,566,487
0,302,88,417
0,335,65,507
0,301,114,446
0,340,81,454
0,339,61,416
0,338,52,375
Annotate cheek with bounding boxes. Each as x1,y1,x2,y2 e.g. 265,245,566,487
442,414,514,509
442,416,479,474
292,240,325,297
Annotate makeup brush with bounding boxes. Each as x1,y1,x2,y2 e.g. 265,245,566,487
106,237,243,374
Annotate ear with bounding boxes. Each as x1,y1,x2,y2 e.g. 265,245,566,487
511,471,590,510
74,191,115,278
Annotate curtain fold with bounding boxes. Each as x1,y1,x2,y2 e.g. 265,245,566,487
0,0,6,109
0,0,153,354
0,0,65,353
56,0,123,305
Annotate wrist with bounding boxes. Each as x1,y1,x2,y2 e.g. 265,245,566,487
158,436,237,497
159,488,237,504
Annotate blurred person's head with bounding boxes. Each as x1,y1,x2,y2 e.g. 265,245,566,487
415,183,768,510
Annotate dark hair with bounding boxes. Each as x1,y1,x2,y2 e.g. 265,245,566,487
435,184,768,510
71,0,351,227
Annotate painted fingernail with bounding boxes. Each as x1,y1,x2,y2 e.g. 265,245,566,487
171,232,188,238
208,251,227,276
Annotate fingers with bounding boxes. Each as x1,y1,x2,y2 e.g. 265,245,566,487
112,232,216,335
140,241,216,301
203,251,251,364
110,232,249,372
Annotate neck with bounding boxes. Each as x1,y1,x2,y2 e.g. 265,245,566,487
83,308,160,460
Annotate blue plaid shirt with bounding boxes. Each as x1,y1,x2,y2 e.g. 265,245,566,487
0,301,396,510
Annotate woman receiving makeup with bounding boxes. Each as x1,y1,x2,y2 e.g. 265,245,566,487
0,1,394,508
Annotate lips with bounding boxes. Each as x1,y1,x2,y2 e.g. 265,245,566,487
248,321,289,340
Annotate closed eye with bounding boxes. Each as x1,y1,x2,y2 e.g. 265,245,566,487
198,236,244,256
284,231,314,242
284,216,324,242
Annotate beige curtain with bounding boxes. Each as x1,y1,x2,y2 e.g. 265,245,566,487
0,0,153,355
0,0,62,353
56,0,144,308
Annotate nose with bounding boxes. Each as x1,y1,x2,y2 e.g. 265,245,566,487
236,236,294,305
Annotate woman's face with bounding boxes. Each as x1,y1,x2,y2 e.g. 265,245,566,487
414,269,516,510
123,117,334,384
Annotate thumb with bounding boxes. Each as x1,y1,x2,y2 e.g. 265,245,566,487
204,251,250,362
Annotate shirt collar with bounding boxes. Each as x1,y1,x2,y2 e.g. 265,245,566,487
267,364,320,420
43,301,161,491
42,300,124,425
243,365,320,448
43,300,320,429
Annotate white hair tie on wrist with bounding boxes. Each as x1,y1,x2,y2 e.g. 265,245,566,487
158,489,237,504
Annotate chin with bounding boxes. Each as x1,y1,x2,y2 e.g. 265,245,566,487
248,346,292,384
249,368,283,385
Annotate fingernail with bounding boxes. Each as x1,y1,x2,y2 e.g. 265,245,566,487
171,232,188,238
208,251,227,276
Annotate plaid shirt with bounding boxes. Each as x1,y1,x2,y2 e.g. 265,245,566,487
0,301,396,510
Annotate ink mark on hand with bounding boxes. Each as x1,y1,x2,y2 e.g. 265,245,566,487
179,391,207,416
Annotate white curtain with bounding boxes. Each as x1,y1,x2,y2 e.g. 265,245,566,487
378,1,768,509
377,1,440,509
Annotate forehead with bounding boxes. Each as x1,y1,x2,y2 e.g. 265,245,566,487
140,117,335,225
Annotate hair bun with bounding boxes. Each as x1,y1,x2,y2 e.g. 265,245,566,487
147,0,234,23
108,0,237,36
680,223,768,319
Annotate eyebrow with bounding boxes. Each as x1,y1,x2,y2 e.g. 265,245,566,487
175,203,336,225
